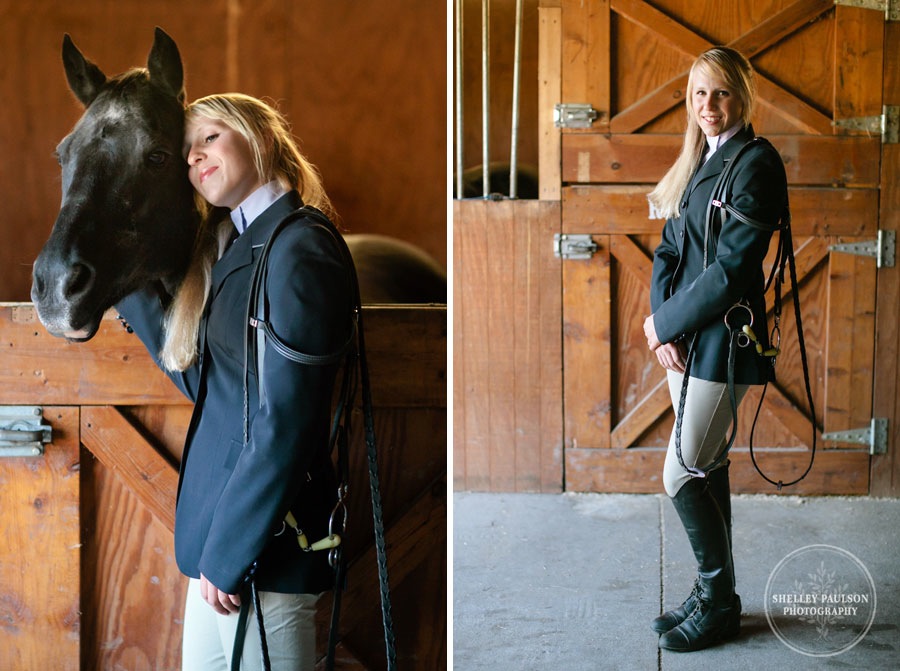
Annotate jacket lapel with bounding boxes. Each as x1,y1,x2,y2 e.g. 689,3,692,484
208,190,303,301
684,124,756,200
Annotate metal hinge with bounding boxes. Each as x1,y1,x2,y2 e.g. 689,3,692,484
554,103,601,129
823,417,889,455
554,233,598,259
829,229,896,268
834,0,900,20
833,105,900,143
0,406,52,457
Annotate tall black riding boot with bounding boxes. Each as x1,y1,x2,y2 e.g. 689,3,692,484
707,462,735,586
651,464,734,635
658,478,741,652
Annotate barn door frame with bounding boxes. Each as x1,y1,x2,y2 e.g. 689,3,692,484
542,0,899,495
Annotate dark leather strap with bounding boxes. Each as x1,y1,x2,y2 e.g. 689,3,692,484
674,137,817,488
238,206,396,671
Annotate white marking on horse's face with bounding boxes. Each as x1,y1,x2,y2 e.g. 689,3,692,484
99,101,129,124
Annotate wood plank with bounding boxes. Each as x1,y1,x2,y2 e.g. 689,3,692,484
756,381,823,449
563,185,878,236
314,643,368,671
562,134,881,186
610,0,709,57
609,73,689,135
81,406,178,533
564,236,612,449
824,247,876,434
755,78,836,136
872,23,900,496
455,201,491,490
319,475,445,658
0,407,80,670
539,6,563,200
0,304,446,409
730,0,835,57
516,206,562,492
0,305,186,405
80,449,184,671
610,377,669,449
561,0,611,129
362,306,447,409
454,200,563,492
565,446,869,495
537,204,565,491
609,234,653,282
606,0,834,134
487,203,517,491
833,4,885,121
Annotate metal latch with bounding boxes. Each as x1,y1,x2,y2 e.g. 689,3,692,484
554,104,601,129
554,234,598,260
833,0,900,21
0,406,52,457
823,417,889,455
829,229,896,268
832,105,900,143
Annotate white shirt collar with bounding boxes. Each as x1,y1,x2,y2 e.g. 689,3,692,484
704,124,743,162
230,181,289,234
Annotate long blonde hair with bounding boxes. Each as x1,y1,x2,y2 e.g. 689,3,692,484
647,47,756,220
160,93,333,371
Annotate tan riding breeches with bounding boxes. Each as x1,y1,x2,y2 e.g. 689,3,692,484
663,371,750,497
181,577,319,671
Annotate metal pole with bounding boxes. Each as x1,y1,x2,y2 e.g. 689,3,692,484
455,0,464,199
509,0,523,199
481,0,490,198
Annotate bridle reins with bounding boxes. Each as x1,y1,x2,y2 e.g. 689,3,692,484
673,138,817,490
233,206,396,671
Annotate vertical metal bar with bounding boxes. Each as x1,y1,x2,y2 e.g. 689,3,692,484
455,0,464,199
481,0,491,198
509,0,523,199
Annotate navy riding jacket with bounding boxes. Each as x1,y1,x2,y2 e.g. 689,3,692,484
117,190,353,594
650,125,788,385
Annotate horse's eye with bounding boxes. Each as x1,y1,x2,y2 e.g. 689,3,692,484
147,150,168,167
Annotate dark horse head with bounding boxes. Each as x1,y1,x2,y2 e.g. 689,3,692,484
31,28,197,340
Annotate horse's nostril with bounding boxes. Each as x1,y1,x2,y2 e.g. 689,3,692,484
32,273,45,296
64,262,95,299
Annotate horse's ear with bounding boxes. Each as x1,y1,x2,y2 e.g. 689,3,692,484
147,27,185,105
62,34,107,107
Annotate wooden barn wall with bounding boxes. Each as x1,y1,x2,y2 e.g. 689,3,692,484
457,0,540,195
0,0,446,302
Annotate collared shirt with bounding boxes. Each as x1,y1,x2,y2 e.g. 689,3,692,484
703,123,743,163
230,181,289,234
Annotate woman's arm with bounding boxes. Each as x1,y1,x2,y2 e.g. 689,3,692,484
116,287,201,401
650,217,681,314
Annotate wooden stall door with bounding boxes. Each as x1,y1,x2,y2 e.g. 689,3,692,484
0,305,446,670
0,408,80,670
556,0,887,494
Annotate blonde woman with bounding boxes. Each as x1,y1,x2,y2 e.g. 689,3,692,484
643,47,788,651
117,94,353,670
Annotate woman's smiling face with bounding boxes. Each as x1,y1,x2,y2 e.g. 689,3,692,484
184,117,263,210
690,67,744,138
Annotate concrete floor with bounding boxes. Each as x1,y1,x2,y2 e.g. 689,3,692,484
453,492,900,670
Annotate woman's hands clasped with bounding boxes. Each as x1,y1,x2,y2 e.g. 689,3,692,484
643,314,687,373
200,573,242,615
